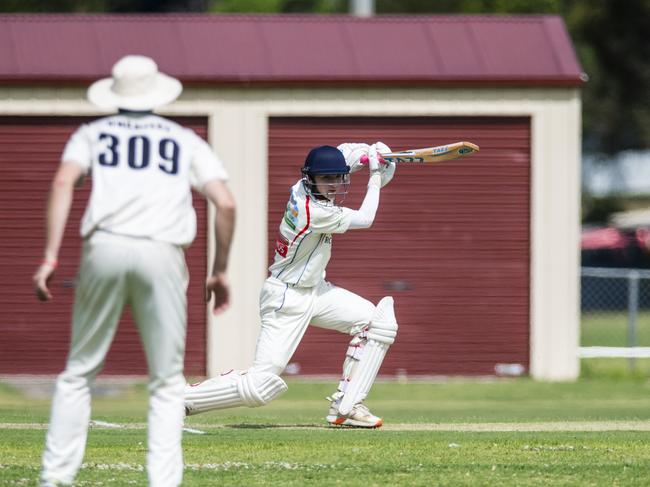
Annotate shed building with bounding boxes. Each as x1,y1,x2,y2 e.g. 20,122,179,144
0,14,583,380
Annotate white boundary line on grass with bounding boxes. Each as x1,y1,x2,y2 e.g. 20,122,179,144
4,421,650,432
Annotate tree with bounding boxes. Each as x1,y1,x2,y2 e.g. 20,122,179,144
0,0,207,12
577,0,650,153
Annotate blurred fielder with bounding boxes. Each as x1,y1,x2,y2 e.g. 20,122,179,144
32,55,235,487
185,143,398,427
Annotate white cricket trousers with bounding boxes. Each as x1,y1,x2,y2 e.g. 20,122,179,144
40,232,188,487
251,277,375,375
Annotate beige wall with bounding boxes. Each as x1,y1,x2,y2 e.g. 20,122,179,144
0,85,581,380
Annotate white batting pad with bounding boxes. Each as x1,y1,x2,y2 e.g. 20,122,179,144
338,297,398,415
184,370,287,416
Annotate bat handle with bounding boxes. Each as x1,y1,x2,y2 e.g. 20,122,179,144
359,155,388,166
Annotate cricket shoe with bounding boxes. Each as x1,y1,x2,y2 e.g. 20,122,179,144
325,392,383,428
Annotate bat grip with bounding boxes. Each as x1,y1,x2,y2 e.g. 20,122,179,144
359,155,388,166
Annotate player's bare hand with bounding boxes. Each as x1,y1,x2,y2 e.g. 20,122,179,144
205,272,230,315
33,262,57,301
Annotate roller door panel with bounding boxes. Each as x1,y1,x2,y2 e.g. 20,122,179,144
268,117,530,376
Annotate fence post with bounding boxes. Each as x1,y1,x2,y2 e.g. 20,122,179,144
627,270,640,371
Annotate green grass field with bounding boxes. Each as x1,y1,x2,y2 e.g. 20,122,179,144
2,378,650,486
581,311,650,378
581,311,650,347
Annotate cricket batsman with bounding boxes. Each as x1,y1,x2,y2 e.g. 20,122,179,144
185,143,398,427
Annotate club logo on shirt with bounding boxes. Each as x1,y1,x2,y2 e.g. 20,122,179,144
275,234,289,257
283,193,299,230
323,234,332,245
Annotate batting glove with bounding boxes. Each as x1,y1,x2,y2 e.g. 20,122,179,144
337,143,371,173
367,144,381,173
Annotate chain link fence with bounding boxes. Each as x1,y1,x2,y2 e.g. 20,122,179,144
581,267,650,372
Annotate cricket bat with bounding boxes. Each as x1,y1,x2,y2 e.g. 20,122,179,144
360,141,479,165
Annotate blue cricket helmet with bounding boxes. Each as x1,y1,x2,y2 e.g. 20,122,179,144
302,145,350,176
301,145,350,204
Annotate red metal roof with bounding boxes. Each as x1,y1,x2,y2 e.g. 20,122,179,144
0,14,583,86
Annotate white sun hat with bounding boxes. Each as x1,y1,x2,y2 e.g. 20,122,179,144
87,55,182,110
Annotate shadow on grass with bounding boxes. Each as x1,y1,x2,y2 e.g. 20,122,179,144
225,423,327,429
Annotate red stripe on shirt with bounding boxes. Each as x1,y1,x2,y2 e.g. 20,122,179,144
290,195,311,246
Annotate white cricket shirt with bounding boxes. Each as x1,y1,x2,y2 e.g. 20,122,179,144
62,114,228,246
269,181,354,287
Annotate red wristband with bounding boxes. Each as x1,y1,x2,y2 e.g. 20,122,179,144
41,259,58,269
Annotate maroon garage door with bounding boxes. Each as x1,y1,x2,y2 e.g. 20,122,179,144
0,116,208,376
268,117,530,376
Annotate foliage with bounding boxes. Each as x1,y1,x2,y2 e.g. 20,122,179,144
0,0,208,12
581,194,626,224
582,193,650,224
577,0,650,153
209,0,348,13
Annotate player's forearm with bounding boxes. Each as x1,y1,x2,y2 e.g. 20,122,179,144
44,178,75,262
348,173,381,229
211,205,235,275
201,179,236,275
